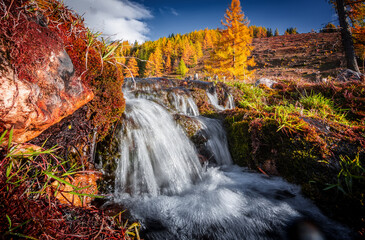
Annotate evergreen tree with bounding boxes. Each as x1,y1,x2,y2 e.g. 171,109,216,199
274,28,279,36
203,29,214,49
205,0,255,80
165,55,172,73
145,53,155,77
285,27,298,35
267,28,273,37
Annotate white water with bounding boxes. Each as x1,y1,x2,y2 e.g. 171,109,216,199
110,79,352,240
115,98,202,197
197,117,233,165
170,92,200,117
207,89,235,111
119,166,351,240
207,91,226,111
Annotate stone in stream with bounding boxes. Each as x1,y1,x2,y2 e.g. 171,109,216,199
255,78,278,89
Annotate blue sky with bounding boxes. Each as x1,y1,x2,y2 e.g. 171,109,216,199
64,0,337,43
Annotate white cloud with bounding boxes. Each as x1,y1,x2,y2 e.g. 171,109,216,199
170,8,179,16
63,0,152,43
159,7,179,16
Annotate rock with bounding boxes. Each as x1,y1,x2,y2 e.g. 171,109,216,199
336,69,364,82
255,78,278,89
174,114,203,138
49,173,100,207
194,73,199,80
0,49,94,144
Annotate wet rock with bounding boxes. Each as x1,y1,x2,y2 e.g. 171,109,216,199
336,69,364,82
255,78,278,89
0,50,93,144
194,73,199,80
174,114,203,138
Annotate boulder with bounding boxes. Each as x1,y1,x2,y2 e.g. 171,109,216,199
255,78,278,89
0,49,94,144
336,69,364,82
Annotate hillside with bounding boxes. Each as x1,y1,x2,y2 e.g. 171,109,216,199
251,32,346,81
188,32,347,81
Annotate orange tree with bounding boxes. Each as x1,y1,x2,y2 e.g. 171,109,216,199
125,57,139,78
205,0,255,80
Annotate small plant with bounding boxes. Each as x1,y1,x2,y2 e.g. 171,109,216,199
325,154,365,195
300,92,334,117
299,91,350,125
230,82,268,111
272,105,306,134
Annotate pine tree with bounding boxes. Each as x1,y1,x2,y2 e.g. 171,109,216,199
176,59,188,77
125,58,139,78
267,28,273,37
205,0,255,80
274,28,279,36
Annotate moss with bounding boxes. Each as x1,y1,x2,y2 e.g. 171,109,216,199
223,107,365,232
225,118,252,167
175,115,202,138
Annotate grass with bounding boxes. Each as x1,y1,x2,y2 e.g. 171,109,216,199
228,81,269,111
299,91,350,125
227,80,357,136
0,129,141,239
325,154,365,195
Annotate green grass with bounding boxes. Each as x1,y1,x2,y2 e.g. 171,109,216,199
228,81,269,111
299,92,350,125
325,154,365,195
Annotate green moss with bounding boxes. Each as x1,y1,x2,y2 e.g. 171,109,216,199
225,118,252,167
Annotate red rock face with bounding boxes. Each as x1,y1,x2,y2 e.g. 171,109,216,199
0,49,94,144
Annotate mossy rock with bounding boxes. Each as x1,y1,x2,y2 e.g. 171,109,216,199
223,109,365,233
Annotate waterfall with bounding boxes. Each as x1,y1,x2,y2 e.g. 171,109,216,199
115,98,202,197
170,92,200,117
197,116,232,165
104,78,352,240
207,89,235,111
207,90,226,111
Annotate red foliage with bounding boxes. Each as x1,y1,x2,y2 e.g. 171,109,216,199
0,0,63,83
0,0,126,141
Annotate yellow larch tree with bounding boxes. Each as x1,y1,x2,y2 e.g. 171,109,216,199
165,55,172,73
125,57,139,78
153,45,164,76
144,53,155,77
203,29,214,49
205,0,255,80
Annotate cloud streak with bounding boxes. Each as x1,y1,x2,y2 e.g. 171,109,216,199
63,0,152,43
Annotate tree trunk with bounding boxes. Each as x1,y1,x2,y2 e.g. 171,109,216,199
336,0,360,72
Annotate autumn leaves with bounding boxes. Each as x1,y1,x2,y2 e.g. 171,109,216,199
205,0,255,80
122,0,255,81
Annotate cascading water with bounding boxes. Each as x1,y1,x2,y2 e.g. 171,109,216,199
197,116,232,165
107,79,352,240
115,97,202,197
170,92,200,117
207,90,226,111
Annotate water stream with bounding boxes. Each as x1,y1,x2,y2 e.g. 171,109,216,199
105,78,352,240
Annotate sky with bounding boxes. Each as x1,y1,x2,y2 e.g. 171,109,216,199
63,0,337,43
